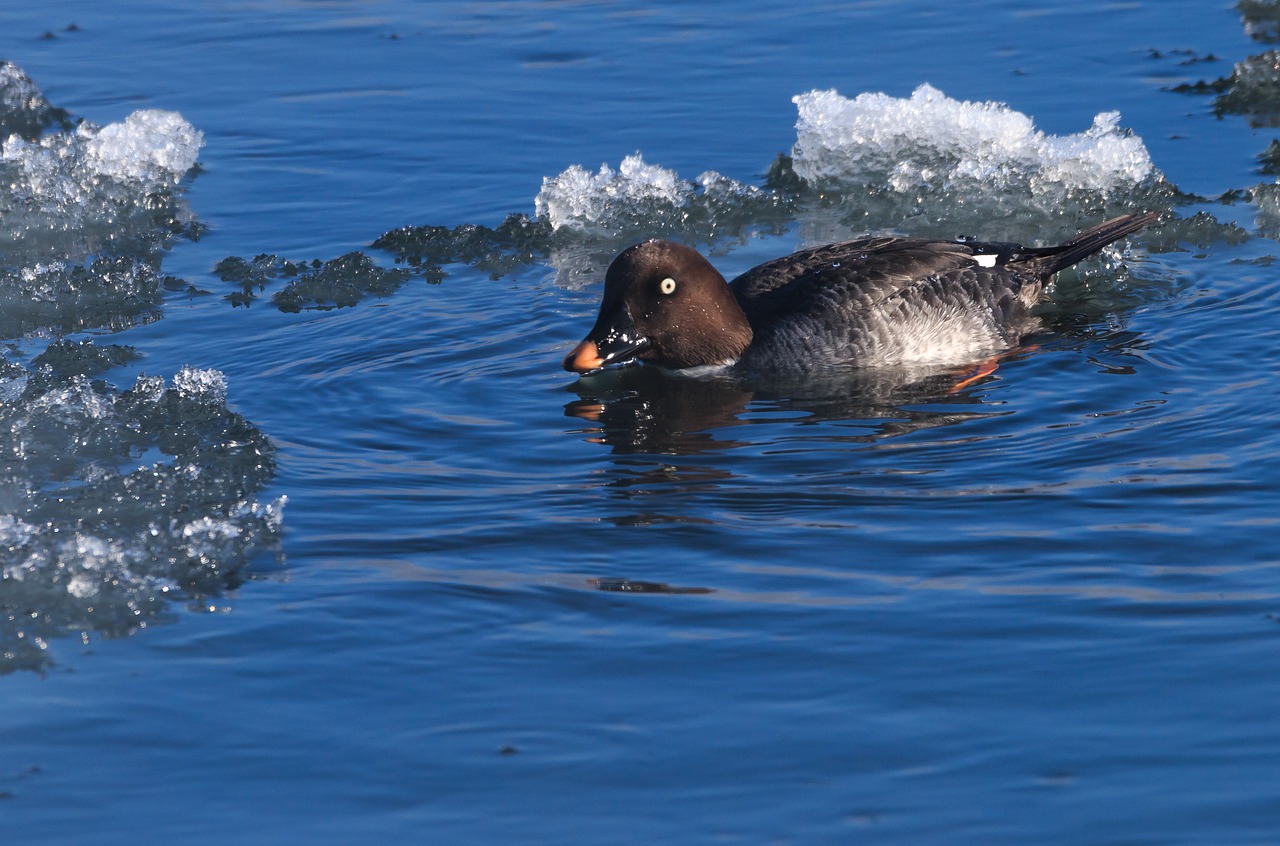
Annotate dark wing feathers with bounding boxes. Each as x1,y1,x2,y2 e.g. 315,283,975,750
1015,211,1160,276
720,214,1155,370
728,213,1159,328
729,237,1019,327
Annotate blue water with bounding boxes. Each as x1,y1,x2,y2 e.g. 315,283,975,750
4,1,1280,843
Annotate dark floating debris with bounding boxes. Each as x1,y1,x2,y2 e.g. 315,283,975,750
1175,49,1280,126
589,577,715,595
1148,48,1219,66
1240,0,1280,44
30,339,142,378
215,252,413,311
216,215,555,312
372,213,554,277
272,252,412,312
1259,139,1280,174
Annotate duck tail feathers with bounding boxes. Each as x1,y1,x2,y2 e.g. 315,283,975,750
1036,212,1160,275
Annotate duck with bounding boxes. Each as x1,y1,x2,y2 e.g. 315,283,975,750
562,212,1158,376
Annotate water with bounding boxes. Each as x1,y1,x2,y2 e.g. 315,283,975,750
2,1,1280,843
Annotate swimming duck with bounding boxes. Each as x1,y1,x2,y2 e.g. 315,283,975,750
562,212,1158,376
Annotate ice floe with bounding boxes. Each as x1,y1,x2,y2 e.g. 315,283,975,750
0,65,280,673
536,154,693,236
0,357,284,674
0,61,71,141
1212,50,1280,126
82,108,203,185
534,153,791,241
0,60,204,284
524,84,1171,284
1,108,203,264
534,85,1164,248
0,63,204,337
1250,181,1280,237
789,85,1156,197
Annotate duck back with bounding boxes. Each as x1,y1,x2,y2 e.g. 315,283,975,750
728,213,1157,373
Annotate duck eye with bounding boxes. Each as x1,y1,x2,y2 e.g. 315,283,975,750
658,277,677,295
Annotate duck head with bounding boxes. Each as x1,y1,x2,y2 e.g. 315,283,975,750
562,240,753,374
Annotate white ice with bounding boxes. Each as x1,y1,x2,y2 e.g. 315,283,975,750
1,364,284,671
790,84,1157,196
535,84,1160,243
83,109,204,185
535,153,693,234
1,84,204,263
173,365,229,405
3,108,203,200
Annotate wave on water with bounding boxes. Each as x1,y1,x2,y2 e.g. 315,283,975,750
0,63,282,673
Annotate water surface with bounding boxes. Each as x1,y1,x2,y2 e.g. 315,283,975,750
2,1,1280,843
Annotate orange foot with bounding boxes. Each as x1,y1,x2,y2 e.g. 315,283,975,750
949,344,1040,393
950,358,999,392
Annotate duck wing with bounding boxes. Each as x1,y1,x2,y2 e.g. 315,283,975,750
726,213,1157,371
729,237,1014,325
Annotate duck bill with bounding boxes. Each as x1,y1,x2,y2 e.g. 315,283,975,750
562,305,650,373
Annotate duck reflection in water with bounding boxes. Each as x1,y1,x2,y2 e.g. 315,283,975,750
563,357,1013,456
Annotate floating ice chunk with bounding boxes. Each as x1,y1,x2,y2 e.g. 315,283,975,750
0,257,171,339
1,108,202,205
0,65,203,340
82,109,203,185
530,85,1166,283
173,366,228,405
1,351,281,673
1203,50,1280,127
0,61,70,140
64,572,99,599
534,155,803,284
1250,181,1280,238
790,84,1157,199
1034,111,1157,192
28,374,114,423
0,62,46,120
0,99,204,268
0,514,38,551
0,372,27,404
535,153,693,234
533,153,795,248
129,373,167,405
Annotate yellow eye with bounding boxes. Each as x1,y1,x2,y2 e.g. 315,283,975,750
658,277,677,295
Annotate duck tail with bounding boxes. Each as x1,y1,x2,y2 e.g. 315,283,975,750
1037,212,1160,275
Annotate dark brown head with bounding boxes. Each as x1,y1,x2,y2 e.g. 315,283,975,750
562,240,753,373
